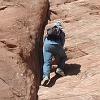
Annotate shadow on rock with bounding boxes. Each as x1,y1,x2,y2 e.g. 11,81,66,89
46,74,61,87
64,63,81,75
47,63,81,87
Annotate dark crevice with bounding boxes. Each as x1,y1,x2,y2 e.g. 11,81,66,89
18,1,50,100
0,40,17,48
49,10,57,15
64,0,78,4
6,44,17,48
0,6,7,10
0,77,8,85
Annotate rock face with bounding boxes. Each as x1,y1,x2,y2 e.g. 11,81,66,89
0,0,48,100
39,0,100,100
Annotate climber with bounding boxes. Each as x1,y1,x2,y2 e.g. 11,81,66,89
41,21,67,86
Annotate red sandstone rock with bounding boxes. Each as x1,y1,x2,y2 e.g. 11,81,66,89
0,0,48,100
39,0,100,99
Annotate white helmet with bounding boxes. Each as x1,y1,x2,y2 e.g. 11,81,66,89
54,21,63,29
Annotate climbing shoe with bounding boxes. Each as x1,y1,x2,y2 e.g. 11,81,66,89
56,68,65,76
41,76,49,86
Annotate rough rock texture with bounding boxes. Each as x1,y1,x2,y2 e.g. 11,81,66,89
39,0,100,99
0,0,48,100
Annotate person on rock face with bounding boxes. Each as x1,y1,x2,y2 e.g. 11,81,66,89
41,21,67,86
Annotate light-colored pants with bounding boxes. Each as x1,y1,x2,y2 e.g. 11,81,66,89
43,42,67,77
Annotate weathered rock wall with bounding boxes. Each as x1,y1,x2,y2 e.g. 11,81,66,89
0,0,48,100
